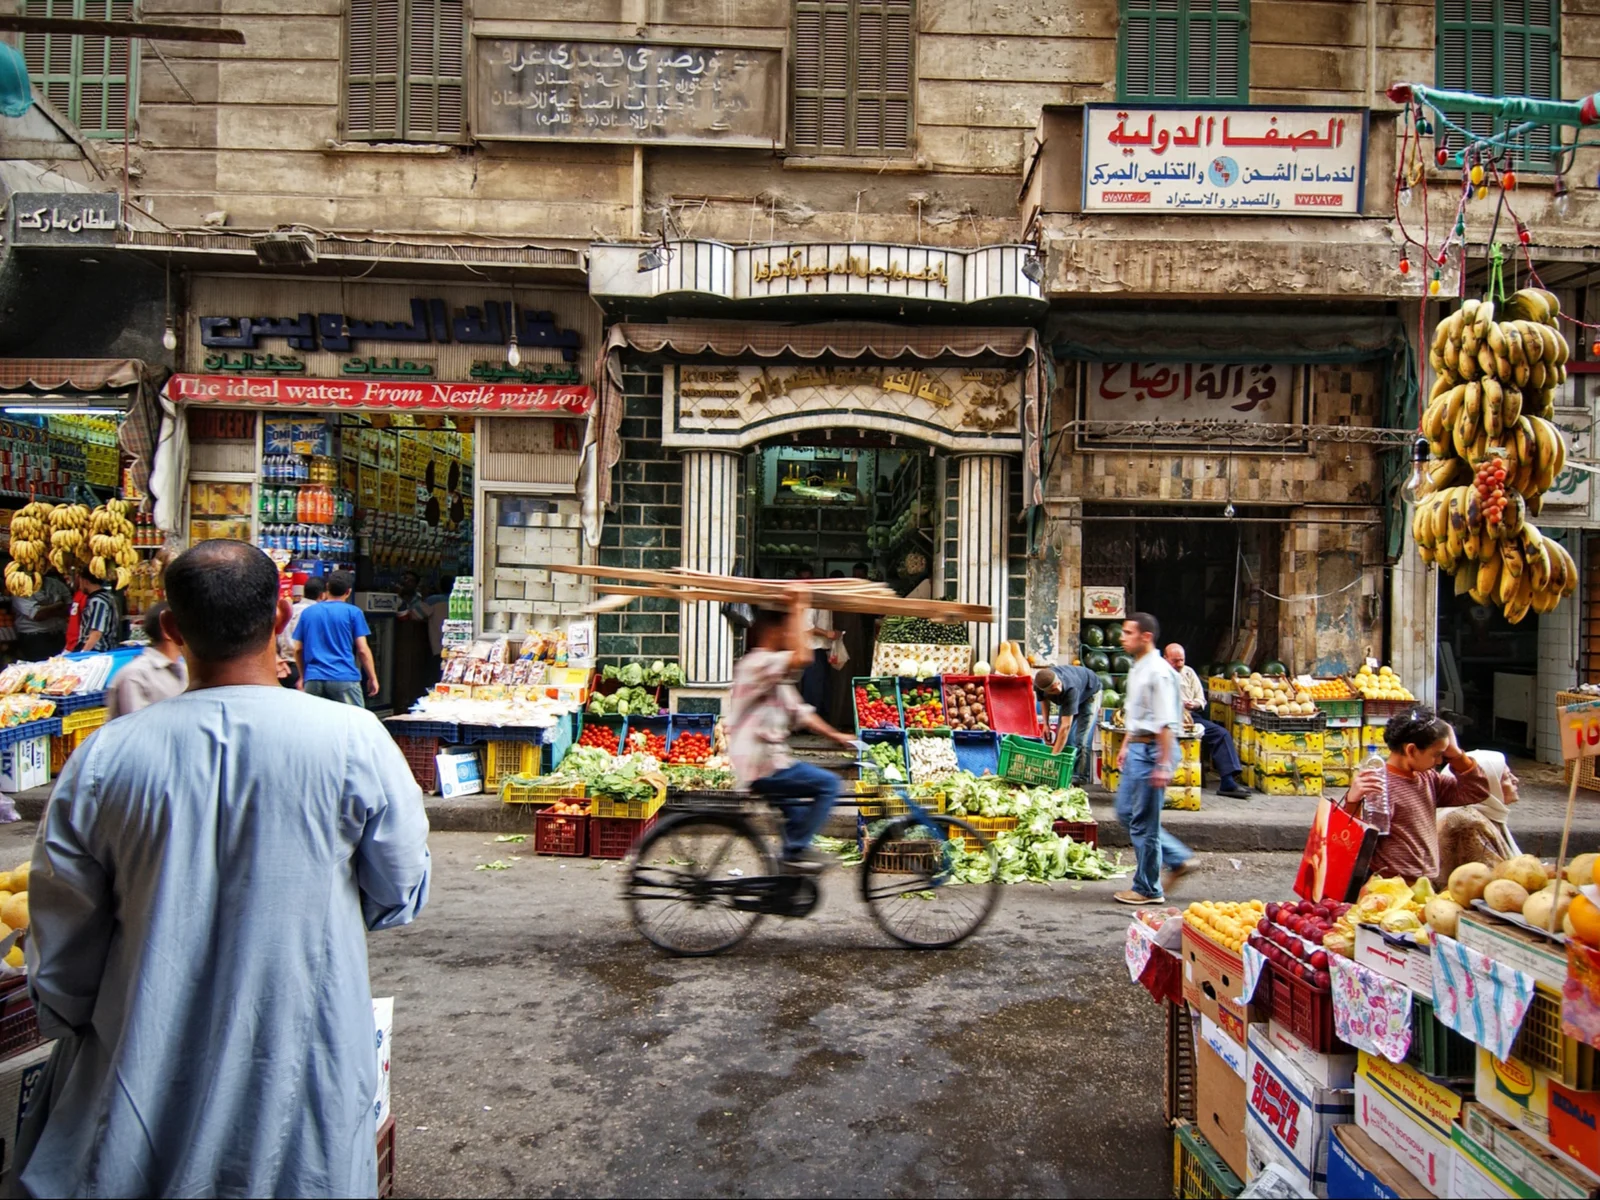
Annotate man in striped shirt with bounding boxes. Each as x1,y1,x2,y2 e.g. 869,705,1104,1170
73,572,119,652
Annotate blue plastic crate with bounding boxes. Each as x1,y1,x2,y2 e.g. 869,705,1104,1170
384,717,459,741
547,712,574,771
952,730,1000,777
54,691,108,715
622,715,670,755
0,718,61,749
457,724,550,745
665,713,716,758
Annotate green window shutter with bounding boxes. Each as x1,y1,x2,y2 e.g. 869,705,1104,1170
19,0,138,139
1436,0,1559,173
403,0,465,141
792,0,912,156
1119,0,1247,103
346,0,402,140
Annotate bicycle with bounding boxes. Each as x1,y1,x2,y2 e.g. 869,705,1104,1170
623,767,1001,956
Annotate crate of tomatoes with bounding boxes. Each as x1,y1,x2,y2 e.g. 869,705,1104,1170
622,716,670,760
898,679,948,730
577,716,622,754
852,677,903,732
663,714,715,765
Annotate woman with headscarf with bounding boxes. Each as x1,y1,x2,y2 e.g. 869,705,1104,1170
1435,749,1521,887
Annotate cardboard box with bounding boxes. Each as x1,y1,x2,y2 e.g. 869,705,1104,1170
1327,1124,1431,1199
1462,1101,1600,1200
1450,1131,1526,1199
1457,911,1568,993
0,735,47,793
1476,1046,1556,1139
0,1043,51,1180
1265,1018,1358,1090
1358,1053,1464,1138
1182,926,1253,1044
1244,1023,1354,1195
1354,924,1435,996
1547,1080,1600,1179
373,996,393,1127
1197,1033,1248,1180
1354,1055,1457,1196
435,749,483,799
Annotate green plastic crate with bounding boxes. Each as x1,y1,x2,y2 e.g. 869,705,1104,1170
1173,1120,1243,1200
1407,994,1476,1080
998,735,1076,788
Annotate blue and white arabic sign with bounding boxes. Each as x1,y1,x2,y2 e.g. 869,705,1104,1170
1083,105,1367,215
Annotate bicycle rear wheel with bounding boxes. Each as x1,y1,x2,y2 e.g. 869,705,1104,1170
862,813,1000,949
625,812,776,956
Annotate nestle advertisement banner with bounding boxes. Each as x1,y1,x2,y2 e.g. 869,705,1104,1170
166,374,593,416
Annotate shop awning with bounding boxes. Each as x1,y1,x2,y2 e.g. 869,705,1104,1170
588,320,1046,520
1047,313,1405,364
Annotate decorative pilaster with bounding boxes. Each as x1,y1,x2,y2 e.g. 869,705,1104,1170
956,454,1009,665
679,449,740,685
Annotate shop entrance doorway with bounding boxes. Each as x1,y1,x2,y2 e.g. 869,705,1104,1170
746,434,943,727
1437,577,1537,756
1080,509,1285,676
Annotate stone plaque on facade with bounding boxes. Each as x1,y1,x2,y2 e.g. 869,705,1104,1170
474,38,784,147
1543,409,1593,515
10,192,119,245
662,364,1023,452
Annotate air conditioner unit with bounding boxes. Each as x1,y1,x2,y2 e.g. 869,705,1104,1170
252,230,318,267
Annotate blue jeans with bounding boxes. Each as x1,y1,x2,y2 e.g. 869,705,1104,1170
306,679,365,707
1197,717,1242,781
1115,740,1193,898
751,761,840,859
1065,689,1099,783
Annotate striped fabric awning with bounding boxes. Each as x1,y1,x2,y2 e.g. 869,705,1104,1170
0,357,160,500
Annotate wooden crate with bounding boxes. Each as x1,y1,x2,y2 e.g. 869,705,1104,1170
1559,692,1600,793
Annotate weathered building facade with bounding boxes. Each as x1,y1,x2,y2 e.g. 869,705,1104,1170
3,0,1597,744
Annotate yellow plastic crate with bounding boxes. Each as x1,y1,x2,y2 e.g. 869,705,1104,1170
484,740,538,790
60,706,108,734
1164,785,1201,810
860,787,947,818
501,777,585,806
1259,750,1325,777
1171,762,1202,788
1258,729,1325,753
590,783,666,820
1261,775,1323,797
1179,737,1201,763
1324,768,1353,788
950,813,1017,850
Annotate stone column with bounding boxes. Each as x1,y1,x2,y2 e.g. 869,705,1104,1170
679,449,740,686
956,454,1009,665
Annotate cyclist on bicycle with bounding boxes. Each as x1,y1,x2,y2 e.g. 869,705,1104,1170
727,585,857,872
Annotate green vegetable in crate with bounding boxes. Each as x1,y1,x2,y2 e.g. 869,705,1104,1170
863,740,906,783
878,617,968,645
1084,650,1110,673
1083,625,1105,647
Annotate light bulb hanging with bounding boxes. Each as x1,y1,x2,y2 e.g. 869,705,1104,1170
1399,185,1413,209
161,324,177,352
1223,500,1236,519
506,336,521,368
1555,177,1571,218
1402,437,1432,503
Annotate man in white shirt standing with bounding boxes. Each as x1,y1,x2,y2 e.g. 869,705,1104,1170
107,603,189,720
1112,612,1196,905
1164,643,1249,798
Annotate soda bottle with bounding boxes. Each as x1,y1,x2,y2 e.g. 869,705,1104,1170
1358,753,1391,834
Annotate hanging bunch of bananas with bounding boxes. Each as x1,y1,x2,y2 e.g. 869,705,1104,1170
87,498,137,590
5,500,52,597
1414,288,1576,623
44,503,93,577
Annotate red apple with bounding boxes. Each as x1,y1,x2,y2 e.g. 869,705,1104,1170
1258,918,1271,935
1265,902,1282,922
1311,950,1329,970
1314,970,1331,990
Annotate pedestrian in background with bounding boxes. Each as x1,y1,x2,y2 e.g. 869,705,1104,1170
71,571,118,653
1163,643,1250,798
292,571,378,706
17,539,430,1197
11,568,71,661
1112,612,1197,905
106,602,187,719
277,575,324,689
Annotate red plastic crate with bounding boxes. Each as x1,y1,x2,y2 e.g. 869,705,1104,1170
376,1115,395,1200
1053,819,1098,848
393,735,440,793
983,675,1040,737
0,979,40,1059
941,675,993,730
1264,956,1338,1052
534,811,588,857
590,814,658,860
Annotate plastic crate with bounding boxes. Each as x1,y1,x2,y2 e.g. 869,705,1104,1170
383,717,458,742
621,715,671,757
590,814,658,860
0,718,60,750
1053,819,1099,848
852,677,903,731
1407,994,1476,1080
52,690,107,715
949,814,1017,851
872,837,946,874
591,780,667,820
858,729,909,792
1263,956,1337,1052
501,777,585,806
941,675,993,731
49,724,100,774
1313,698,1362,722
983,675,1039,737
458,723,549,745
1249,710,1328,735
1165,1000,1197,1126
998,735,1076,788
1363,699,1411,723
484,740,539,790
1511,983,1597,1086
1172,1120,1243,1200
376,1116,395,1200
59,705,107,734
391,735,441,793
952,730,1000,776
576,714,624,754
534,810,588,856
897,678,948,729
1231,693,1252,718
663,713,716,764
0,980,41,1060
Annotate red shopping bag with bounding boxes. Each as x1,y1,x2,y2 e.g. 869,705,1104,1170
1293,796,1378,903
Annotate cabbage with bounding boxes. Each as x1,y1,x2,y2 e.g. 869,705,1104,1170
619,663,645,686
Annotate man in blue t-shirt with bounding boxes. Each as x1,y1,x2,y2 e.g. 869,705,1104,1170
291,572,377,707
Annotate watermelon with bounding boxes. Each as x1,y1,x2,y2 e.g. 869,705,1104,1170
1100,689,1121,709
1095,671,1114,692
1262,660,1288,678
1084,650,1111,673
1111,652,1133,674
1083,625,1105,647
1227,661,1251,679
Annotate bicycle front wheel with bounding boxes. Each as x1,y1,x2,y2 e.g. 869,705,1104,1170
862,813,1001,949
625,812,776,956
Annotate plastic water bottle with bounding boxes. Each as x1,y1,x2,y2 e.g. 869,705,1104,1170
1359,753,1391,834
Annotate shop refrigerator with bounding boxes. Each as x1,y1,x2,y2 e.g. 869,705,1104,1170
354,592,398,714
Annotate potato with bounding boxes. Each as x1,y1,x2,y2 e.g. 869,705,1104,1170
1567,853,1599,889
1493,854,1549,894
1449,862,1494,907
1426,896,1464,939
1524,885,1572,932
1485,879,1530,913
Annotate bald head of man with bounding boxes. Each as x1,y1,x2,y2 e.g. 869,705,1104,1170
1164,643,1187,670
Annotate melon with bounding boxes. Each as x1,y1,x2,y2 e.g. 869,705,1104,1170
1084,650,1111,673
1111,653,1134,674
1493,854,1549,894
0,894,26,932
1484,879,1530,913
1567,853,1599,888
1523,885,1572,933
1262,660,1288,677
1448,862,1493,907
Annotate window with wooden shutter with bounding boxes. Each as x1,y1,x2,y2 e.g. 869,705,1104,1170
792,0,913,157
1119,0,1248,104
18,0,139,139
344,0,465,143
1436,0,1559,173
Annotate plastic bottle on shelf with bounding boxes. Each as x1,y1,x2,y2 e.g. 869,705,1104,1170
1358,753,1391,834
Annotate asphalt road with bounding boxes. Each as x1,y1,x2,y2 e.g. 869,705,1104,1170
370,833,1304,1199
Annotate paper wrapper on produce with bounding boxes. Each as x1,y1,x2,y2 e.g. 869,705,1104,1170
1242,941,1269,1003
1328,954,1413,1063
1431,932,1536,1060
1563,940,1600,1050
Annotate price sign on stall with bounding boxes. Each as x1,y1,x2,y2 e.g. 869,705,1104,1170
1558,700,1600,761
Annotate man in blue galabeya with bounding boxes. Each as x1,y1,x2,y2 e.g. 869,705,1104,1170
17,539,431,1197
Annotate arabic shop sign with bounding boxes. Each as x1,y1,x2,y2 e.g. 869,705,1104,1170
1079,361,1305,444
10,192,119,245
166,374,594,416
1083,106,1366,215
199,298,580,359
745,244,954,299
475,38,784,147
197,351,582,386
662,364,1024,452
